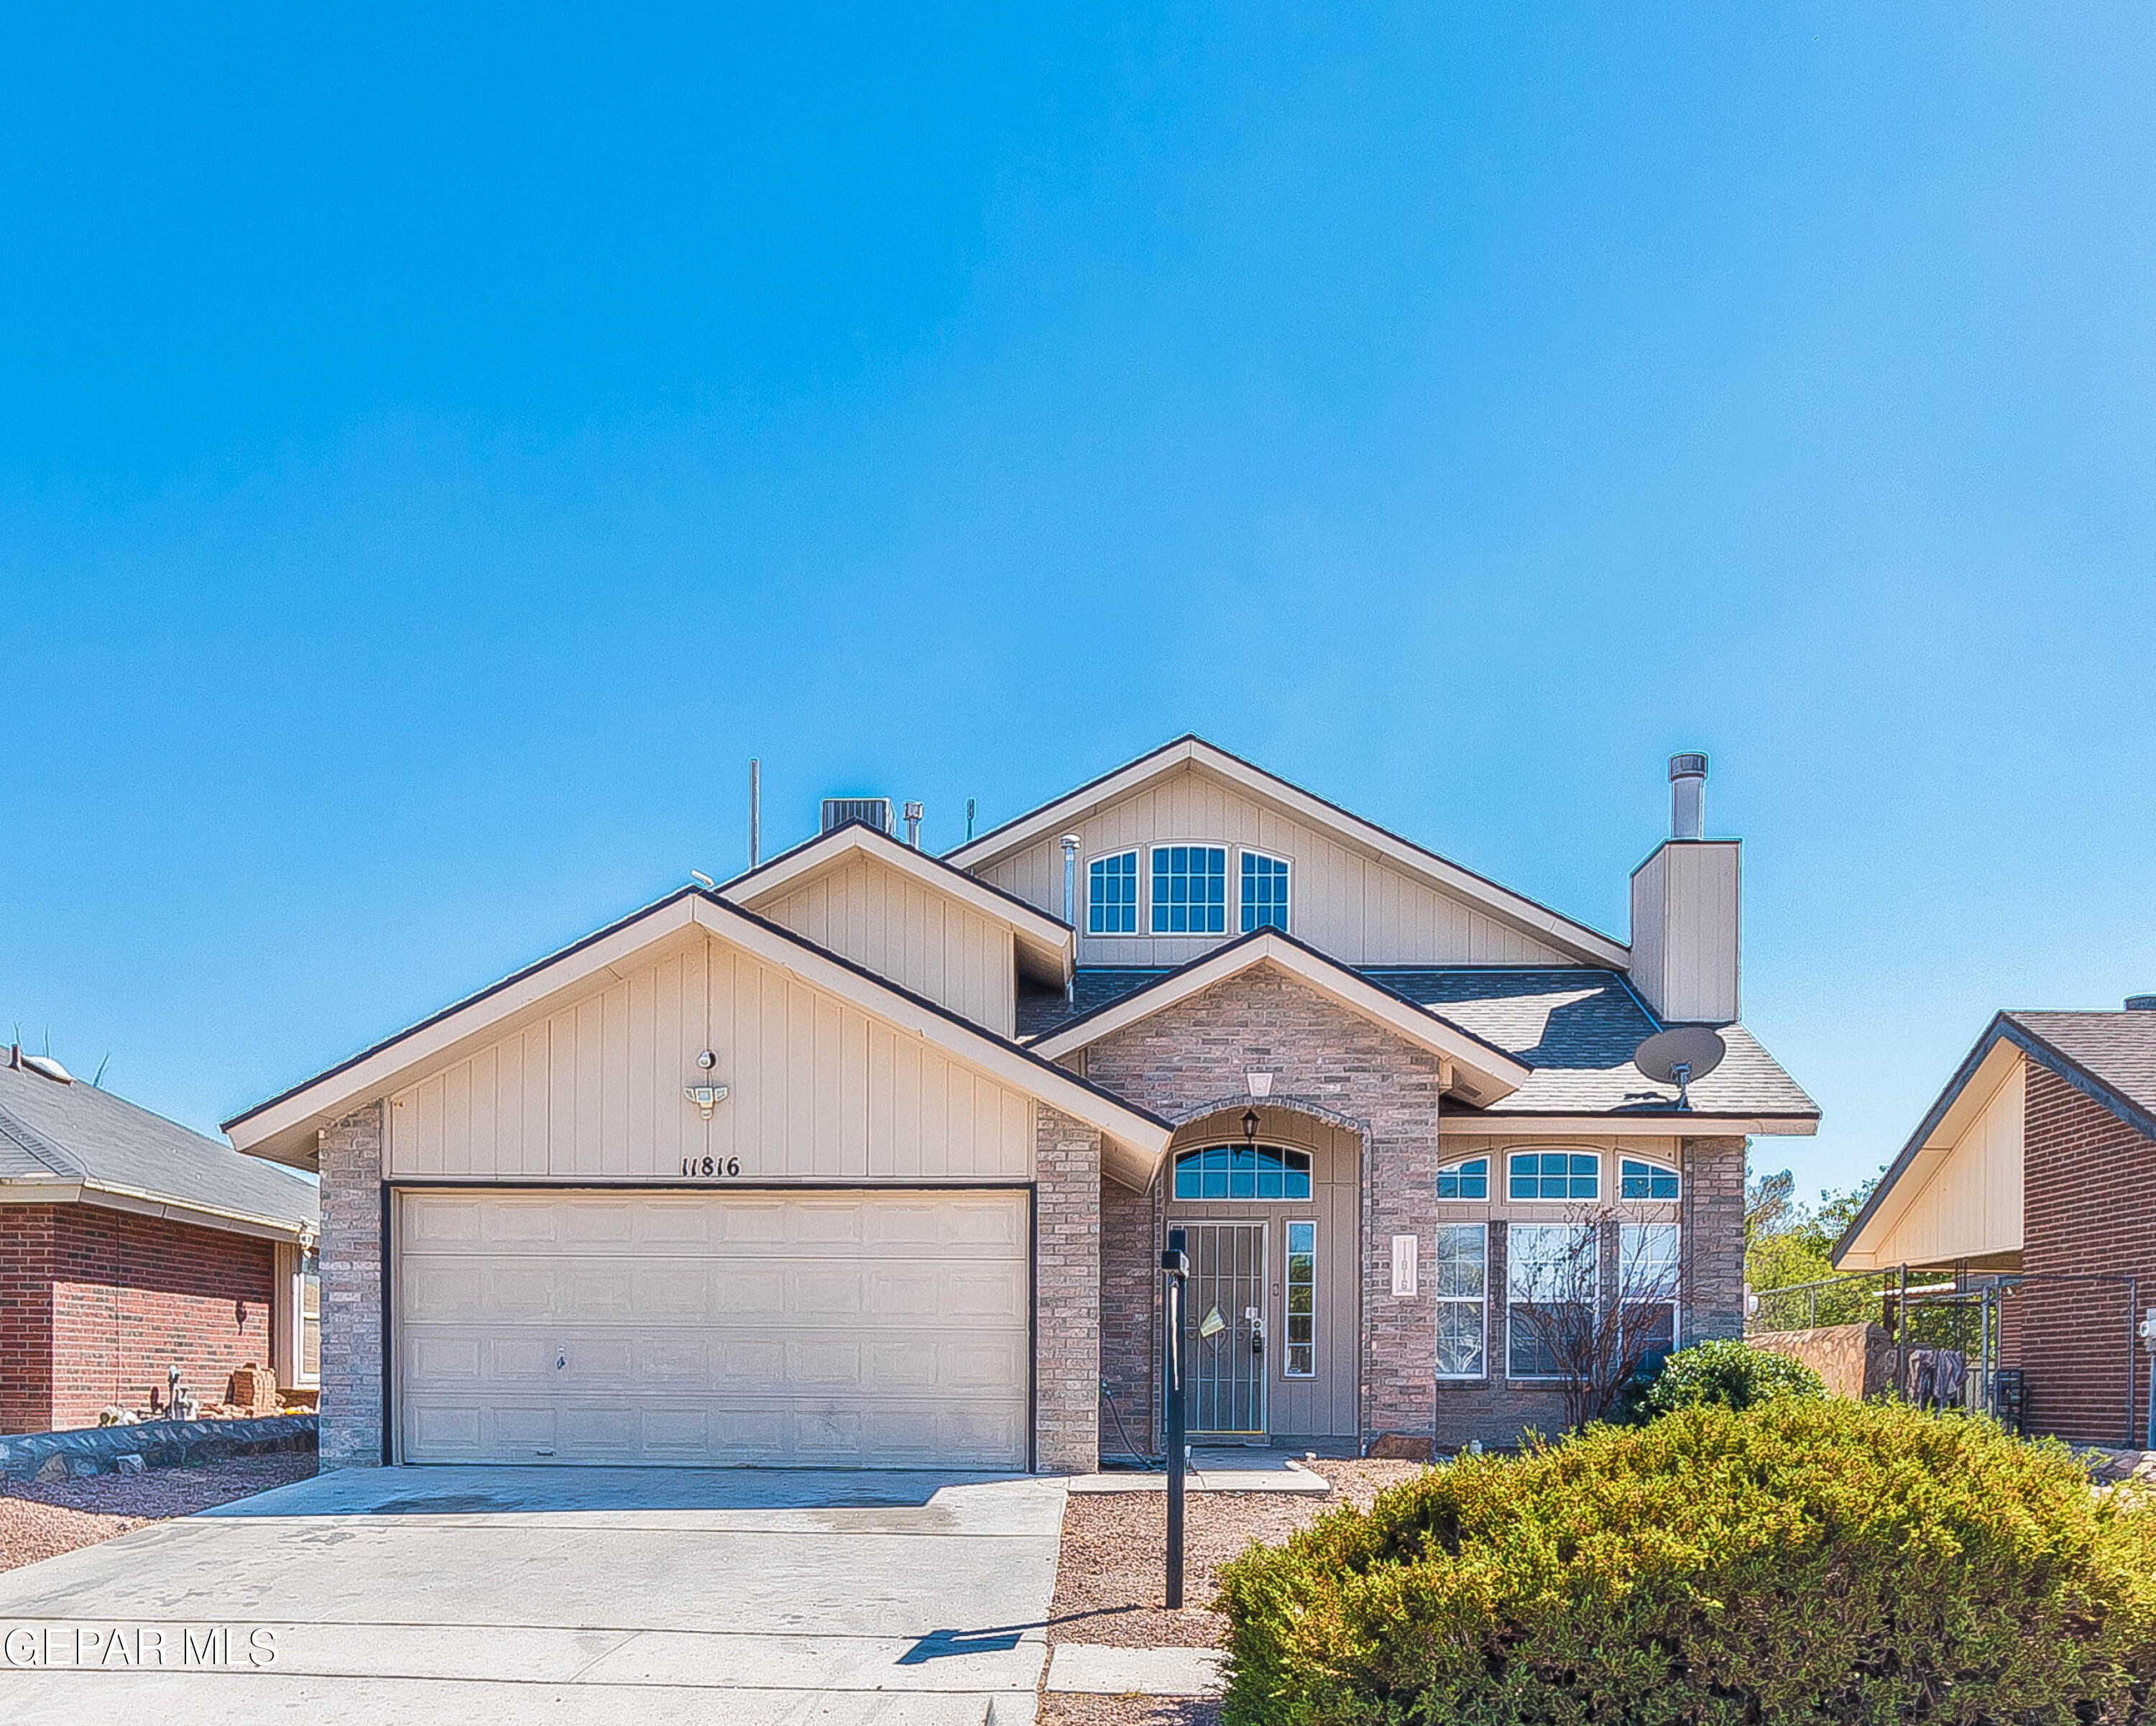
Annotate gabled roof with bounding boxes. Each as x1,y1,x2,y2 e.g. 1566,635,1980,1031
1026,927,1534,1107
1834,1009,2156,1267
945,735,1631,969
224,887,1171,1173
0,1060,317,1242
723,819,1073,986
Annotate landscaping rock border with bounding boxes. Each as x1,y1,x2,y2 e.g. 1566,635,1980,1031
0,1415,316,1484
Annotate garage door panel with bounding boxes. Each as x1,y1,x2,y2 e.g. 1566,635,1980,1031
398,1189,1029,1468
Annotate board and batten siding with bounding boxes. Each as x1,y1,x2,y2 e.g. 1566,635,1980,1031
975,763,1573,967
386,931,1033,1183
753,853,1017,1037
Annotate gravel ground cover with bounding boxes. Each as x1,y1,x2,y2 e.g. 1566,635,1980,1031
0,1452,318,1574
1047,1457,1425,1651
1041,1697,1220,1726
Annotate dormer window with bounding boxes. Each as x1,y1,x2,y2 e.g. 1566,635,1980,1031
1152,845,1227,934
1088,850,1140,935
1240,851,1291,932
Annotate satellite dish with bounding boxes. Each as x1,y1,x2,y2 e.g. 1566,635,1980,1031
1632,1026,1726,1110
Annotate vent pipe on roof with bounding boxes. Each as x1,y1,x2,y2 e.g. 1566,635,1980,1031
903,802,923,849
1061,835,1081,1004
2127,996,2156,1011
1669,753,1708,840
749,758,761,868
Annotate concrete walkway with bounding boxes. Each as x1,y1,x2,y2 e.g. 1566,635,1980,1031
1069,1448,1330,1494
0,1464,1066,1724
1047,1643,1226,1695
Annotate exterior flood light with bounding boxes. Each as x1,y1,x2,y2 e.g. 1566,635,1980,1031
685,1084,729,1119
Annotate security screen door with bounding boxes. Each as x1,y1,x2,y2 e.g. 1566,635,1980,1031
1186,1222,1267,1436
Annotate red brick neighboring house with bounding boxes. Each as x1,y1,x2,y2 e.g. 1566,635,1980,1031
1835,1003,2156,1446
0,1047,319,1433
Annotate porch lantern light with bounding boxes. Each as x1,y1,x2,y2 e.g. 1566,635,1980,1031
1240,1107,1261,1144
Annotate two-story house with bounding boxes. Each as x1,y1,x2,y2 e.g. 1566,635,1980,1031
225,737,1815,1472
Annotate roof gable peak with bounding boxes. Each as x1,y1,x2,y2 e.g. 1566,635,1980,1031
946,735,1627,968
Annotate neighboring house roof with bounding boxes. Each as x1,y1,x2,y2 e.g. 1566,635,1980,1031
0,1060,318,1243
722,818,1074,986
1022,960,1819,1134
1026,927,1534,1107
224,886,1174,1176
1834,1008,2156,1267
944,735,1631,969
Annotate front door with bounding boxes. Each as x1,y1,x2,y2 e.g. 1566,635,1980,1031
1185,1222,1267,1436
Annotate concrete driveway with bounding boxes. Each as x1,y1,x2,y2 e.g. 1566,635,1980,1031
0,1465,1066,1724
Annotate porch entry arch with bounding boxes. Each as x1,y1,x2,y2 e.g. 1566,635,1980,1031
1161,1100,1365,1443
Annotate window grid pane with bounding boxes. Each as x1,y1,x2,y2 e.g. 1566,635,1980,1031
1285,1220,1317,1377
1507,1151,1602,1201
1152,846,1227,934
1620,1157,1680,1200
1088,851,1139,935
1436,1157,1488,1201
1171,1144,1312,1201
1507,1221,1599,1379
1434,1224,1487,1379
1240,853,1290,932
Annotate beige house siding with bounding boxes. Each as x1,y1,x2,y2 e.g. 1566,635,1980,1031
975,762,1576,967
755,853,1018,1037
1628,840,1740,1024
386,930,1033,1183
1853,1057,2025,1271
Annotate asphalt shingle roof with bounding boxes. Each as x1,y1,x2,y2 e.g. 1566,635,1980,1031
0,1060,317,1232
2002,1010,2156,1119
1021,964,1816,1120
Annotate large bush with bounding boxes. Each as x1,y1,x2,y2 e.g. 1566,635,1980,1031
1638,1335,1825,1417
1217,1399,2156,1725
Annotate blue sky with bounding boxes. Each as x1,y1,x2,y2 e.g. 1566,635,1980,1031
2,4,2151,1201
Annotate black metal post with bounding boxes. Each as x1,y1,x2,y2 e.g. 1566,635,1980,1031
1162,1226,1189,1610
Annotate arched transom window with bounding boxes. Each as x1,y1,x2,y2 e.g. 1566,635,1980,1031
1172,1144,1313,1201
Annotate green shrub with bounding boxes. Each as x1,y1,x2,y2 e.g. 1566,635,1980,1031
1639,1336,1825,1417
1216,1399,2156,1725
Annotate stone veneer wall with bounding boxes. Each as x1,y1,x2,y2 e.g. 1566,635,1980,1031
318,1102,384,1471
1082,967,1447,1451
1033,1103,1102,1473
1749,1322,1894,1400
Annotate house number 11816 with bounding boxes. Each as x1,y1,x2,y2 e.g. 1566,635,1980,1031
681,1156,741,1178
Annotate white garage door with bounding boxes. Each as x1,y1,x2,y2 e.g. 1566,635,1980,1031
395,1188,1030,1468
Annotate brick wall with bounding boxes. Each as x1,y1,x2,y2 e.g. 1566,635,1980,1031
1097,1170,1157,1454
47,1208,275,1431
1082,965,1446,1451
1,1204,275,1434
0,1208,58,1433
319,1102,385,1470
2019,1063,2155,1446
1034,1103,1102,1474
1682,1137,1747,1342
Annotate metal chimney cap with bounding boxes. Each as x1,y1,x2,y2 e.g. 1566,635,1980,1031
2127,996,2156,1012
1668,753,1709,781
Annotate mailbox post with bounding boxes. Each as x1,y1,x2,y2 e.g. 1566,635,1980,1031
1162,1226,1189,1609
